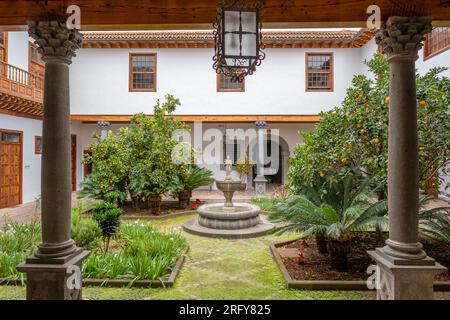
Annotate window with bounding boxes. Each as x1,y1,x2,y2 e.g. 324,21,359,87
29,43,44,65
306,53,333,92
217,73,245,92
35,136,42,154
1,131,20,143
129,53,157,92
424,27,450,60
0,32,7,62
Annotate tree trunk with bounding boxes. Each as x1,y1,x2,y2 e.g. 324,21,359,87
327,237,352,271
315,235,329,254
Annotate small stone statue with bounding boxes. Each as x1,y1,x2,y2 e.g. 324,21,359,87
225,155,233,180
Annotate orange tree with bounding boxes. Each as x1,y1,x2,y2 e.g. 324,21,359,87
288,53,450,198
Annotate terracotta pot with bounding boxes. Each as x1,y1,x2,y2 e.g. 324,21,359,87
238,183,247,191
315,235,328,254
148,195,162,215
327,237,352,271
178,189,191,209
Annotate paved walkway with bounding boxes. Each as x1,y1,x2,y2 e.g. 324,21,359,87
0,193,93,228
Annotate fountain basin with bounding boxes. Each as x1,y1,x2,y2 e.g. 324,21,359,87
197,203,260,229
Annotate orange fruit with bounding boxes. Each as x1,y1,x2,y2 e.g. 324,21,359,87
419,100,428,108
385,97,390,105
341,158,349,165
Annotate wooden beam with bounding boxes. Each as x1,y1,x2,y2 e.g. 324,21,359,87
70,114,321,124
0,0,449,31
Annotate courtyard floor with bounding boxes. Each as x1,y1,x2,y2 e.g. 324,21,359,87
1,214,449,300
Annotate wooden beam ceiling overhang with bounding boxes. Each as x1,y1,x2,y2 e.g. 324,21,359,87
0,0,449,31
70,114,321,124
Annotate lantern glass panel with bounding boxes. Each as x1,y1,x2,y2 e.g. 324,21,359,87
242,34,257,57
224,32,240,56
241,11,257,33
224,10,240,32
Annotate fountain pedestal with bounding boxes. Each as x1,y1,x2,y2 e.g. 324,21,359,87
183,176,274,239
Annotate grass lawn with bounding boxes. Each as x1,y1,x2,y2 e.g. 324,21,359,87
2,214,447,300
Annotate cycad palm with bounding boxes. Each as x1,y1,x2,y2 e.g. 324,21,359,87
418,196,450,245
271,171,388,270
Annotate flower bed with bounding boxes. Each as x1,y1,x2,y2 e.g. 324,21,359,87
271,232,449,290
0,218,188,287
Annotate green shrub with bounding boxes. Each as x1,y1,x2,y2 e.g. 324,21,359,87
92,202,123,252
0,221,40,280
71,211,102,250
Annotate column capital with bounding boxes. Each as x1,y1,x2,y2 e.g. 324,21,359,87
28,20,83,65
97,121,111,128
255,121,267,129
376,16,432,61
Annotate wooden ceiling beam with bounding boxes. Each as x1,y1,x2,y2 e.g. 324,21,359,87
70,114,321,124
0,0,449,31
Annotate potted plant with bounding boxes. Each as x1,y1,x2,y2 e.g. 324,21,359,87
271,170,388,271
173,164,214,209
236,156,254,191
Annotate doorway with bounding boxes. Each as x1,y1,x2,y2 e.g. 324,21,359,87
0,129,22,208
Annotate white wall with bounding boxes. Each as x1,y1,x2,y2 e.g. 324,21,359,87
417,47,450,77
416,48,450,196
360,39,378,79
70,47,362,116
7,32,29,70
0,115,42,203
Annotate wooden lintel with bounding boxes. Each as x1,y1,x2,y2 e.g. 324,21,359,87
70,114,321,124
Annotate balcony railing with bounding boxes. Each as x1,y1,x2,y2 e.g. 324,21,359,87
0,61,44,102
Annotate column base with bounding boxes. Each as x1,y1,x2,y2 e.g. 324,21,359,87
17,249,90,300
368,250,446,300
254,176,267,196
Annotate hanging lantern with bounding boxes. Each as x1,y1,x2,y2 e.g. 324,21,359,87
213,0,265,83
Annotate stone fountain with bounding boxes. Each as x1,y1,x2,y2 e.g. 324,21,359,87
183,156,274,238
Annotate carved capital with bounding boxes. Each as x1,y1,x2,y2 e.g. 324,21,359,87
376,16,432,61
255,121,266,129
28,20,83,65
97,121,111,129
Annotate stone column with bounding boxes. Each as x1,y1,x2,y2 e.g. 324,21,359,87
97,121,111,140
17,20,89,300
254,121,267,196
368,16,446,300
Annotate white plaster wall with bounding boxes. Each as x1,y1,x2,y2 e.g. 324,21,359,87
6,32,29,70
416,48,450,196
360,39,378,79
0,115,42,203
70,47,362,116
417,48,450,77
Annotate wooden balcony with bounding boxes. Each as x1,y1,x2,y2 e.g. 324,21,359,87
0,61,43,119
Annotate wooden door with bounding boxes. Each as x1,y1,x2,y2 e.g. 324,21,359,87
0,129,22,208
71,135,77,192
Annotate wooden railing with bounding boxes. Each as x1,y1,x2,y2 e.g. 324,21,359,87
0,60,44,102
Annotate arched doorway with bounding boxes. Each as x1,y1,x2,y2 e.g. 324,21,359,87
249,135,290,188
